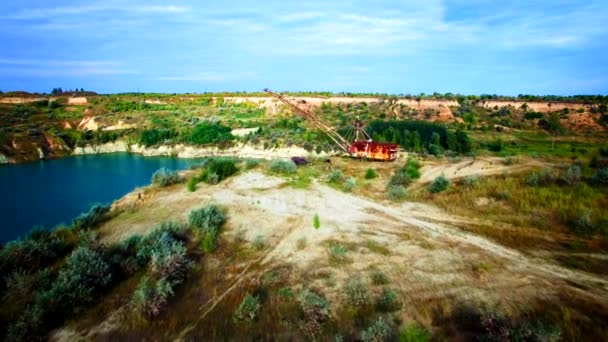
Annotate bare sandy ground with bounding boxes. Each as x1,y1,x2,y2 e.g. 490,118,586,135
49,169,607,340
417,157,542,184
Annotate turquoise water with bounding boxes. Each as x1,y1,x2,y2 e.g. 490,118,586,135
0,153,201,242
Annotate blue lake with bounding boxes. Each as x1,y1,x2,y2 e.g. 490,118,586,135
0,153,201,242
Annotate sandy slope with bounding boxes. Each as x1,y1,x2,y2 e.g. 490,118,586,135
53,170,608,339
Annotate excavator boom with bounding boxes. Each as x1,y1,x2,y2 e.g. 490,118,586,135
263,89,398,161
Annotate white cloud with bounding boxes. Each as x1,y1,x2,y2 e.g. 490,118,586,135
0,59,135,76
277,12,326,22
3,4,190,20
158,71,256,82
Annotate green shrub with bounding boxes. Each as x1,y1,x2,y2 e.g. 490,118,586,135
428,175,449,193
388,172,412,187
132,276,174,318
406,158,421,171
269,159,297,174
201,230,218,252
135,223,187,266
399,322,431,342
329,243,348,261
313,213,320,230
188,122,233,145
570,208,596,234
463,175,480,187
233,293,261,323
149,236,192,280
3,268,53,305
562,165,581,186
252,235,265,250
488,138,505,152
365,168,378,179
328,169,344,183
344,177,357,192
376,288,402,312
0,229,66,277
187,176,198,192
361,317,391,342
298,289,330,337
151,168,182,187
592,167,608,185
387,185,406,201
343,278,370,307
278,286,294,300
370,270,390,285
245,158,260,169
188,205,226,234
204,158,239,183
72,204,110,229
139,128,176,147
51,247,112,309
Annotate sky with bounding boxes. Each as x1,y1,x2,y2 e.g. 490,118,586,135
0,0,607,95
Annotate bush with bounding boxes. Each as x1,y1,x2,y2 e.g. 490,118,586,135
328,169,344,183
149,236,192,281
204,158,239,183
298,289,330,337
387,185,406,201
72,204,110,229
405,158,421,174
269,159,297,174
343,278,369,307
428,175,449,193
570,208,596,234
592,167,608,185
488,138,505,152
202,230,218,252
3,268,53,305
365,168,378,179
252,235,265,250
313,214,320,230
188,205,226,234
139,128,176,147
132,276,174,318
370,270,390,285
329,243,348,261
151,168,182,187
233,293,261,323
388,172,412,188
278,286,294,300
376,288,402,312
188,122,233,145
344,177,357,192
187,176,198,192
245,158,260,169
399,322,431,342
562,165,581,186
463,175,479,187
135,223,187,266
361,317,391,342
525,168,557,187
0,230,66,277
51,247,112,309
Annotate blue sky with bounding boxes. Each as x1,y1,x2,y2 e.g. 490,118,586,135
0,0,607,95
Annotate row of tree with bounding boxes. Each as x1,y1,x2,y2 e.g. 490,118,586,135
366,120,472,154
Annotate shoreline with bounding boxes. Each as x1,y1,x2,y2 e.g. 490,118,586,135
1,141,334,165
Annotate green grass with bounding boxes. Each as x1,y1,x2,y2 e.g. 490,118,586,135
472,130,601,162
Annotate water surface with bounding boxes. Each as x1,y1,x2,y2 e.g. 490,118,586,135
0,153,201,242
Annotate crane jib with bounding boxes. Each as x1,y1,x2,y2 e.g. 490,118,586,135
263,89,398,161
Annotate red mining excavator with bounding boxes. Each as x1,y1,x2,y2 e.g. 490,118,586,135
264,89,398,161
